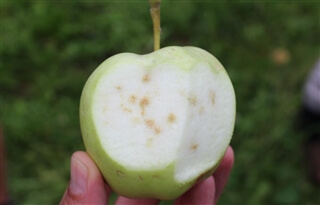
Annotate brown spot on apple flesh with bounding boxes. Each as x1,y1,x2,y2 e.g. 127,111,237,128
123,108,132,112
191,143,199,151
140,97,149,107
120,104,132,113
167,113,176,123
145,119,155,128
154,127,161,135
142,74,150,82
115,86,122,90
145,119,161,135
129,95,136,103
116,170,125,178
140,97,149,115
210,90,215,105
188,96,197,106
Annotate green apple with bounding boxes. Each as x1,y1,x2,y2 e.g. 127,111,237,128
79,46,236,200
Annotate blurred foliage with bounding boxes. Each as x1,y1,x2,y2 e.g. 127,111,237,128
1,0,319,204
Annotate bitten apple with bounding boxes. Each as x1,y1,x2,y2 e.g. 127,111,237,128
79,46,236,200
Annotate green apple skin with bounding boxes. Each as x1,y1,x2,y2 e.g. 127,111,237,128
80,46,236,200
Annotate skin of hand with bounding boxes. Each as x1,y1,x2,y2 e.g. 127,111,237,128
60,146,234,205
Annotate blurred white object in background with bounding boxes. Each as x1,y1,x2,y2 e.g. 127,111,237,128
303,59,320,114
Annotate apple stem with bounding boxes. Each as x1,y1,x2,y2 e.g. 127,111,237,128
149,0,161,51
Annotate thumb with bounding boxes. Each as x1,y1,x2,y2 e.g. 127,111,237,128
60,151,110,205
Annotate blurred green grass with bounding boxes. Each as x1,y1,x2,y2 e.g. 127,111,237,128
1,1,319,204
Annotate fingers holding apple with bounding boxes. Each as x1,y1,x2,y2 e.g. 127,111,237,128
61,145,233,204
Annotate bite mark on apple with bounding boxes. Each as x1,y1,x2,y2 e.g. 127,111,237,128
167,113,176,123
142,74,150,83
116,170,125,178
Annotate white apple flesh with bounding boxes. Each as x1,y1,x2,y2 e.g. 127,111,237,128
80,46,236,200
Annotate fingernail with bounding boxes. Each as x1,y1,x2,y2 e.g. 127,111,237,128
69,156,88,196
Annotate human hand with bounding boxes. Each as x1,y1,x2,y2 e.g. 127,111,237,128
60,146,234,205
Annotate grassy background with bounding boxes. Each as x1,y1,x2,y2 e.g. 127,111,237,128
1,0,319,204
